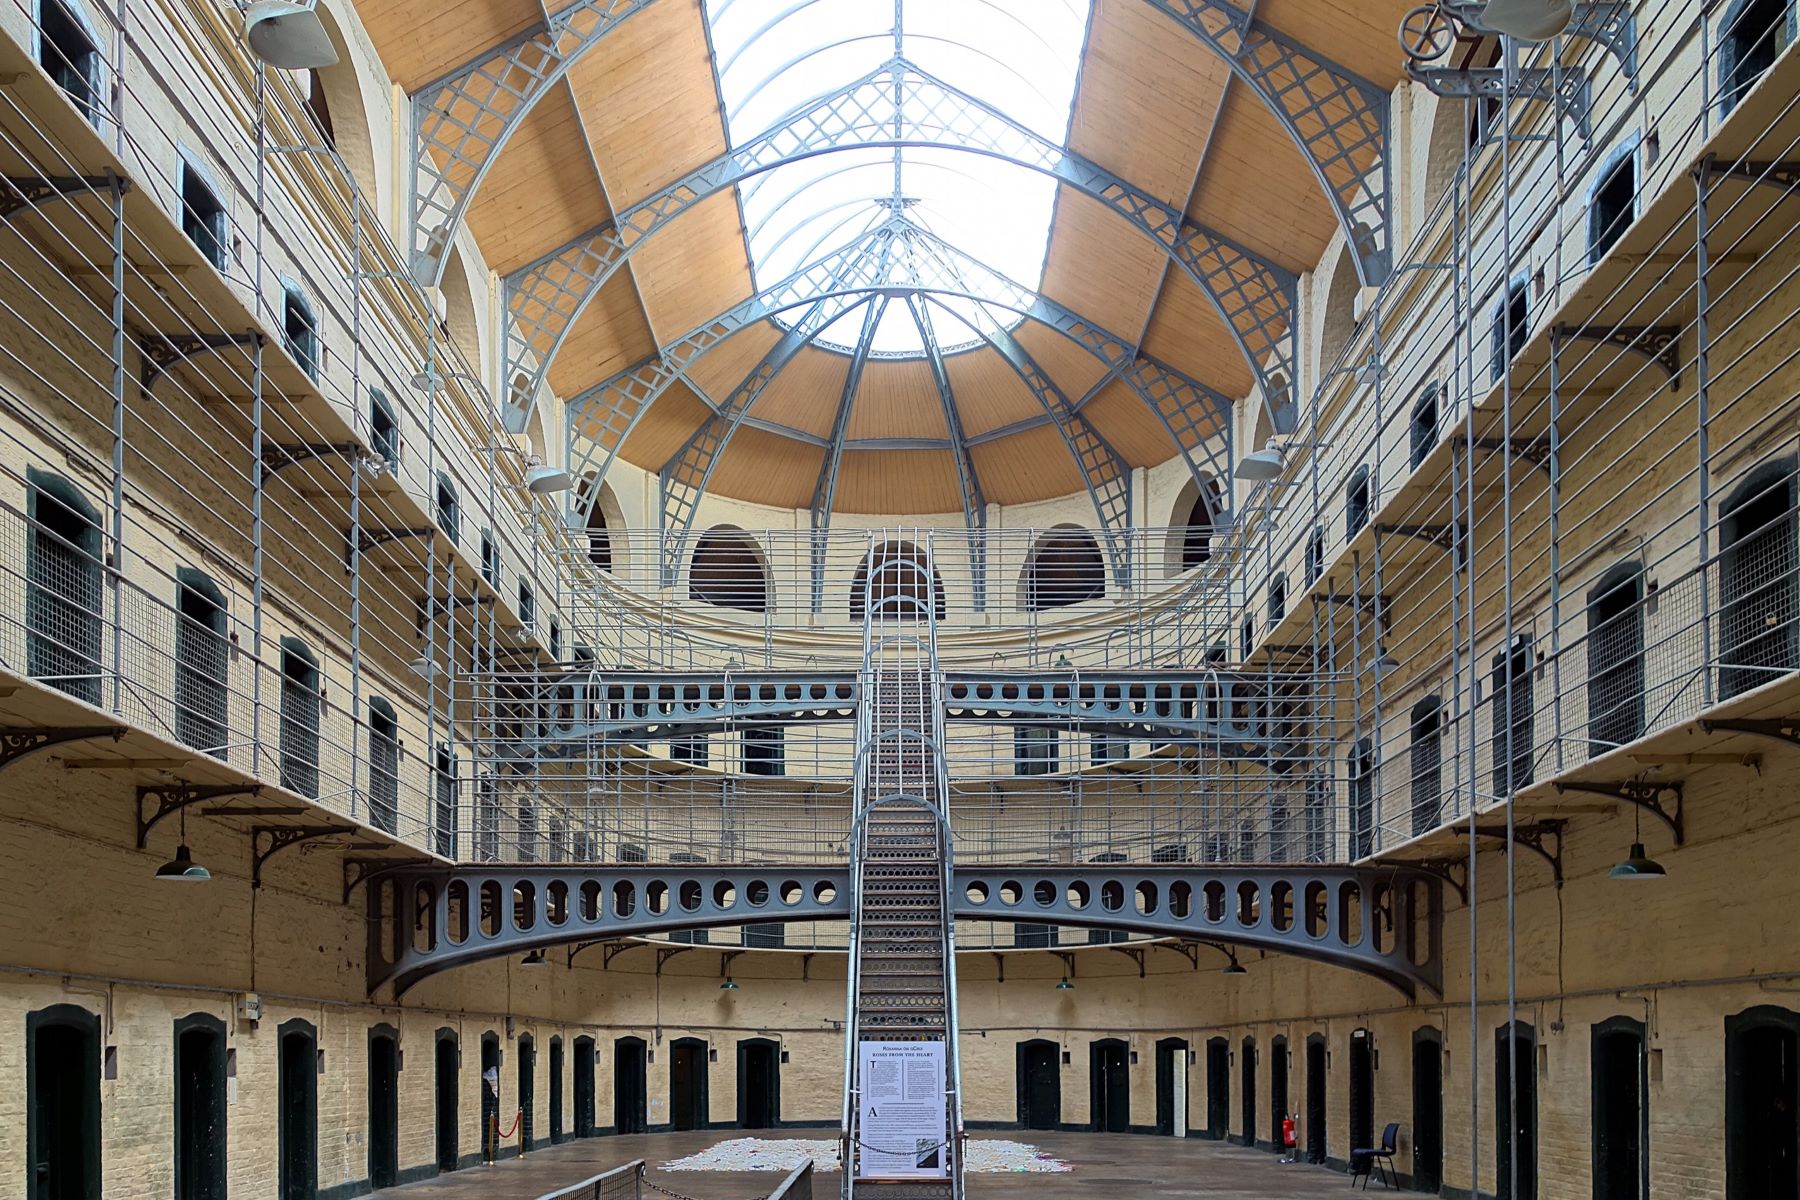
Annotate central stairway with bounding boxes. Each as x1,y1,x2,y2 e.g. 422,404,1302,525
841,536,963,1200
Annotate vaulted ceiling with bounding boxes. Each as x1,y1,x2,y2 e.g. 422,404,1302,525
354,0,1414,524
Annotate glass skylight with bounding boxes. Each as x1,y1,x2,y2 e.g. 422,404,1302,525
703,0,1092,357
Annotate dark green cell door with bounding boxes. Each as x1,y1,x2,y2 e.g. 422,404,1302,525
367,1028,399,1189
174,1016,227,1200
29,1006,101,1200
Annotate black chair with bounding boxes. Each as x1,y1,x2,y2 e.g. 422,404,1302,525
1349,1122,1399,1189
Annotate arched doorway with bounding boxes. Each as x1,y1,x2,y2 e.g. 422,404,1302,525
1017,1040,1061,1131
1726,1006,1800,1200
1349,1029,1375,1170
1269,1035,1290,1156
1591,1016,1647,1200
1305,1034,1327,1164
1205,1037,1230,1139
173,1013,227,1200
367,1025,400,1189
549,1036,565,1144
434,1029,459,1173
1412,1028,1443,1192
1495,1021,1537,1200
573,1036,596,1138
670,1038,709,1131
1155,1037,1188,1136
517,1034,536,1150
738,1038,781,1129
850,540,945,621
614,1036,648,1134
1240,1036,1258,1148
1089,1039,1129,1133
278,1019,318,1200
480,1033,500,1161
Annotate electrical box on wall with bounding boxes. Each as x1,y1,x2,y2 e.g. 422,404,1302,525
237,992,263,1023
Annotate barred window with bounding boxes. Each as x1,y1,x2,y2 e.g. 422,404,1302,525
283,286,319,380
1345,466,1371,539
279,638,321,798
435,474,458,546
743,726,784,777
1268,573,1287,626
174,570,229,756
1490,638,1534,796
369,390,399,469
1720,460,1798,699
368,698,398,834
433,744,456,858
179,163,227,271
1720,0,1790,115
1410,385,1439,469
1588,150,1637,266
1586,564,1646,752
1349,738,1375,859
1410,697,1442,837
1015,725,1057,776
1490,282,1528,385
1022,528,1105,611
25,470,103,704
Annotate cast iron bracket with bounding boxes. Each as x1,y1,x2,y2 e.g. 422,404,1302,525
1,173,130,220
138,331,262,392
261,441,361,480
1552,323,1681,389
1409,858,1469,905
1473,436,1552,471
341,856,421,904
1700,158,1800,194
1452,819,1566,888
1702,717,1800,749
1554,779,1684,843
252,823,355,888
1109,945,1148,978
0,725,122,773
136,781,260,848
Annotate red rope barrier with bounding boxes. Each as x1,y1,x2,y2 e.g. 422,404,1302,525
497,1108,523,1139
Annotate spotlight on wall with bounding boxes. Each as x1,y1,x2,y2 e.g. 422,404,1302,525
244,1,339,69
1234,442,1286,482
408,654,440,679
1479,0,1574,40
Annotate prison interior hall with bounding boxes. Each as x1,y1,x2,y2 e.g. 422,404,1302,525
5,0,1800,1197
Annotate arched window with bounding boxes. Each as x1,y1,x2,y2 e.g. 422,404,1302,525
1349,737,1375,858
283,285,319,380
441,248,484,380
174,569,229,756
1491,280,1529,385
1411,385,1440,469
302,5,378,200
279,637,321,798
1587,563,1646,752
1589,144,1638,265
1492,636,1534,796
1410,697,1442,837
1345,466,1372,539
367,698,398,834
1317,245,1360,378
1720,459,1798,699
689,528,770,613
25,469,102,704
1022,528,1105,612
1720,0,1791,115
303,68,333,145
1177,477,1223,570
576,476,622,573
850,540,944,621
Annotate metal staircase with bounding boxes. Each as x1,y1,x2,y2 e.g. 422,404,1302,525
841,535,964,1200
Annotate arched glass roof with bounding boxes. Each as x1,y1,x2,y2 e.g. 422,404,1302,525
704,0,1092,357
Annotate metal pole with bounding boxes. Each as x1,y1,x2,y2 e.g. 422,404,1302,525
348,192,365,823
107,171,125,715
1695,157,1714,708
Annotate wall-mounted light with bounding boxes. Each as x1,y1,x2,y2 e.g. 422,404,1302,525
154,808,211,882
244,1,338,69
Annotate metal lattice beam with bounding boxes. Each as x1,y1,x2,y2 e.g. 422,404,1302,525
808,298,888,609
504,59,1296,435
406,0,659,283
1141,0,1392,284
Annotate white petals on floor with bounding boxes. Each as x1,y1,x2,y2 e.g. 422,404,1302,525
660,1137,1074,1173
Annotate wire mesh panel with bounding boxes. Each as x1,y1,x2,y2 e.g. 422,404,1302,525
24,479,103,706
173,575,230,756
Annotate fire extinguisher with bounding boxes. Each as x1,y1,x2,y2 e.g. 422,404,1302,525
1281,1114,1298,1163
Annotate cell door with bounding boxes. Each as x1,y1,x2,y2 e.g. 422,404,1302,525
574,1037,596,1138
517,1037,536,1149
435,1034,459,1172
1206,1038,1230,1139
367,1029,399,1189
174,1016,227,1200
1017,1041,1061,1131
1269,1037,1289,1156
738,1039,780,1129
1241,1038,1258,1147
29,1006,101,1200
1155,1038,1188,1136
1349,1032,1374,1156
1089,1040,1129,1133
1305,1037,1328,1164
614,1037,648,1134
1413,1029,1444,1193
278,1022,319,1200
549,1039,565,1145
1727,1007,1800,1200
670,1039,709,1132
1495,1023,1538,1200
1591,1018,1646,1200
480,1036,500,1160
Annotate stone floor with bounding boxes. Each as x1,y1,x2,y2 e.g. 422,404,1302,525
372,1131,1367,1198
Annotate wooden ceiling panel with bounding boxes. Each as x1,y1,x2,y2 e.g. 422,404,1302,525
704,427,823,510
626,191,751,342
847,360,951,442
1038,187,1168,340
1139,269,1254,399
1187,91,1334,273
1067,0,1226,204
742,346,850,439
466,90,612,275
1011,323,1107,405
833,452,964,515
564,0,728,209
684,320,782,400
970,426,1088,505
546,270,656,396
615,380,710,474
1082,378,1180,467
1254,0,1413,87
946,348,1045,437
355,0,544,92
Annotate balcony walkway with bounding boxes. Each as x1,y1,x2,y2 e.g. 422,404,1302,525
369,1130,1361,1199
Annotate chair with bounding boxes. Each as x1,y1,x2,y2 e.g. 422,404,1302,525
1350,1123,1400,1190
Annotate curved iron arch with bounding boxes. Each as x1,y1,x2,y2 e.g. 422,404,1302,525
501,60,1295,441
407,0,1391,287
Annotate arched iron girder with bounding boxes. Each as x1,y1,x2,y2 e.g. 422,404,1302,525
408,2,1391,288
368,863,1439,999
807,297,889,606
578,221,1230,583
499,59,1297,436
907,294,987,536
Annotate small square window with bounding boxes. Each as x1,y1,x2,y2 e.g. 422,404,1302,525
369,390,399,468
180,165,227,270
283,288,319,380
40,0,102,124
518,580,535,629
1589,151,1637,265
480,532,499,589
435,474,459,545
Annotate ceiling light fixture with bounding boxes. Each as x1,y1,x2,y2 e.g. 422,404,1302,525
1055,976,1074,990
1609,806,1667,880
1235,442,1286,482
1479,0,1575,41
520,949,549,967
244,0,339,69
720,976,740,991
154,808,211,882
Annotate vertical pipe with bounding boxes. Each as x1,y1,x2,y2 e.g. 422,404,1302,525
1547,334,1564,768
107,171,125,715
1498,37,1520,1200
348,193,365,823
252,69,268,776
1695,158,1714,708
1456,126,1481,1200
